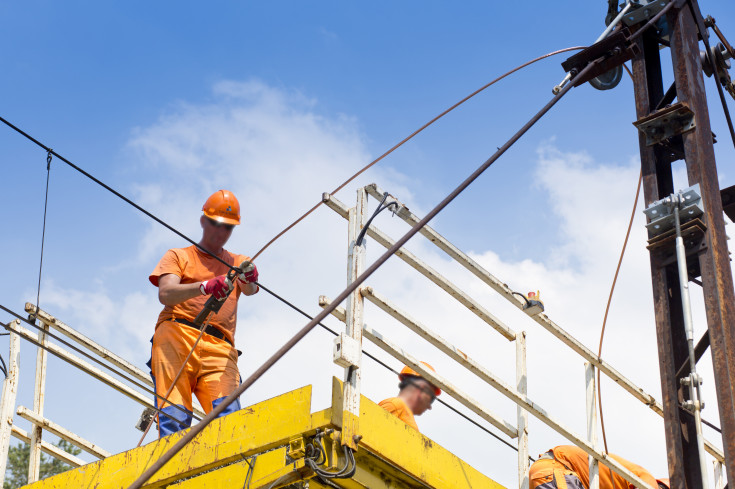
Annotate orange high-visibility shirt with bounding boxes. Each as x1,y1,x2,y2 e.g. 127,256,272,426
549,445,659,489
379,396,419,431
150,245,250,345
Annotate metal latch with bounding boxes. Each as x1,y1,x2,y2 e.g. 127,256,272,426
644,184,704,237
333,333,361,369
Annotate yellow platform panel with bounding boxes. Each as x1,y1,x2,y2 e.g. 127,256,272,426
22,379,504,489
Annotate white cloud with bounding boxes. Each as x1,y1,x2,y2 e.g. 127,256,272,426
28,79,724,486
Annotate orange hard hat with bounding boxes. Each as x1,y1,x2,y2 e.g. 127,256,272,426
202,190,241,225
399,361,441,396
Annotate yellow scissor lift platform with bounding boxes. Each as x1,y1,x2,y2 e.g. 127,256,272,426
21,378,504,489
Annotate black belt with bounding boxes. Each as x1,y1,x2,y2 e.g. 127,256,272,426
170,317,233,347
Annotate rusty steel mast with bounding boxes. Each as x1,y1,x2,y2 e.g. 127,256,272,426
630,0,734,487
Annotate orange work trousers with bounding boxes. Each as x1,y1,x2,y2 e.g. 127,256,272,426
149,320,241,437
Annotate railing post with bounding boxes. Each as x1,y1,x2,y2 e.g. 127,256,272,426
28,318,49,483
341,187,367,450
712,461,724,489
517,331,529,489
586,362,600,489
0,328,21,487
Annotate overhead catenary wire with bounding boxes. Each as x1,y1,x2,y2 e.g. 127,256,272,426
0,304,199,425
127,56,600,489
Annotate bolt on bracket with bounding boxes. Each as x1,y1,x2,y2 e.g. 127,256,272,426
633,102,696,146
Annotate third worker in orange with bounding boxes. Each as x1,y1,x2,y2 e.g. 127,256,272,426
379,362,441,432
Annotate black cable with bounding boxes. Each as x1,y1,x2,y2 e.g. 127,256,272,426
511,291,531,306
256,281,533,461
0,305,199,425
0,353,7,379
0,115,241,276
34,150,53,319
355,192,398,247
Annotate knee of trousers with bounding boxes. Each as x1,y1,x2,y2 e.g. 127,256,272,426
159,404,193,438
212,395,241,417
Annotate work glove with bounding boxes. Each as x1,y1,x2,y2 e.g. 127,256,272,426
238,263,259,285
199,275,231,300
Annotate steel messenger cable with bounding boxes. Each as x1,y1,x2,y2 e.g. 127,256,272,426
0,45,584,441
127,13,678,486
126,57,603,489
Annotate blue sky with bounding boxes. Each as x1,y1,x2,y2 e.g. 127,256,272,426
1,1,734,486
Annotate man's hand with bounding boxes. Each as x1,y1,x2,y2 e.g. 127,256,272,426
199,276,231,299
238,264,259,285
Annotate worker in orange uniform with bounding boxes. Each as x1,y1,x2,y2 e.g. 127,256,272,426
147,190,259,437
378,362,441,432
530,445,668,489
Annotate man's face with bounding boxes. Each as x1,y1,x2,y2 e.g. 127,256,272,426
407,378,436,416
201,216,234,249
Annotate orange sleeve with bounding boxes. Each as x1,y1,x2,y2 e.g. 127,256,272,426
379,398,400,415
149,249,185,287
610,455,658,489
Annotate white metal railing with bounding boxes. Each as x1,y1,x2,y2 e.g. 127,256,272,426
0,304,206,485
321,184,726,489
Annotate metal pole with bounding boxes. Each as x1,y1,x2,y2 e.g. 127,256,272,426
632,18,705,489
669,2,735,482
341,187,367,450
0,330,20,487
585,362,600,489
673,203,709,489
517,332,529,489
28,319,48,483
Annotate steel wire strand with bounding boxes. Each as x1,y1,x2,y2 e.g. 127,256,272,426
0,305,199,424
127,59,600,489
257,282,533,460
249,46,586,261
